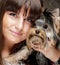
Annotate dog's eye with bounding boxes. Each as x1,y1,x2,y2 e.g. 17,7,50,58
43,24,48,29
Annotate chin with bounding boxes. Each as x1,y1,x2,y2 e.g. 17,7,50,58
10,36,26,44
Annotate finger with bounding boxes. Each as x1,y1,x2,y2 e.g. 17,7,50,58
32,43,40,50
47,39,56,47
51,39,56,46
33,43,45,50
32,44,46,54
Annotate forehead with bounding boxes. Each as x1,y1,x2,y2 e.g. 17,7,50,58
18,5,30,13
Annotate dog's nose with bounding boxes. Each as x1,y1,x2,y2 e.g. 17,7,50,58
35,30,40,34
43,24,48,29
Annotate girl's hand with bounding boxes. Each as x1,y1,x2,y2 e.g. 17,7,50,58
32,39,60,62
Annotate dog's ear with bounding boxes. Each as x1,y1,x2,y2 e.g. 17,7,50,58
52,8,60,40
52,8,59,17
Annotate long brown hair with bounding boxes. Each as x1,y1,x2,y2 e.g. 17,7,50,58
0,0,43,64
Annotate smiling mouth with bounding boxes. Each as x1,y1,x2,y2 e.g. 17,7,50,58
9,29,23,37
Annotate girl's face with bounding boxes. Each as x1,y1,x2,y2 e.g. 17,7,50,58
2,8,32,45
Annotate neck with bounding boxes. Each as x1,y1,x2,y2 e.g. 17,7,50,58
2,47,9,58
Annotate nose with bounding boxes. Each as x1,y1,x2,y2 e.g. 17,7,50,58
15,16,24,31
35,29,40,34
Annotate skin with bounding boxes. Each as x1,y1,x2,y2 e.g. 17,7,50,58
2,7,32,58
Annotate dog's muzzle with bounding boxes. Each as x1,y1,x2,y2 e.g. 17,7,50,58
26,28,47,49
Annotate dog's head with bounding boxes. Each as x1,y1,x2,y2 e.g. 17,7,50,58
26,15,55,49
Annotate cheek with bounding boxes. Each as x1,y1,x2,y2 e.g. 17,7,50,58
2,14,10,29
2,14,16,31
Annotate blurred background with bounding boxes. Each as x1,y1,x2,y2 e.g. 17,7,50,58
43,0,60,13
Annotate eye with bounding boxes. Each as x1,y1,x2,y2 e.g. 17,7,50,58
25,17,32,22
9,12,17,17
43,24,48,29
24,17,33,23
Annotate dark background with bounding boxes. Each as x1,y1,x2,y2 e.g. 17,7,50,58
43,0,60,11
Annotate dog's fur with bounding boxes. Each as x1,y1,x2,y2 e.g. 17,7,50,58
35,8,60,65
26,8,60,65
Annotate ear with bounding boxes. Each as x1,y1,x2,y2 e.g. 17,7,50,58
52,8,59,17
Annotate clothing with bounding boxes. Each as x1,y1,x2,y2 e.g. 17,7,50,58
3,40,59,65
